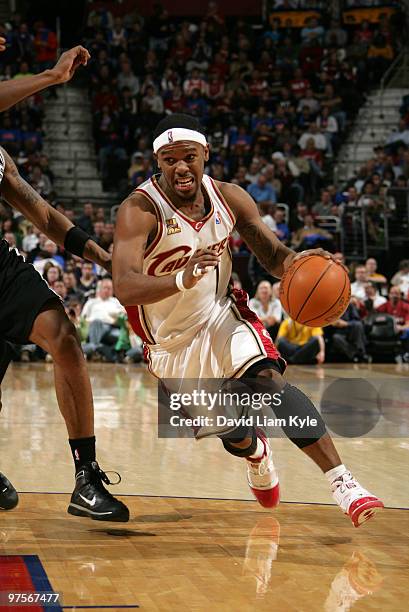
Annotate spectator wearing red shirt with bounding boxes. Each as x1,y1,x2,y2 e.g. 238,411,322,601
208,52,229,80
164,86,186,114
377,286,409,327
289,68,310,99
206,73,224,101
183,68,207,97
248,71,268,99
356,21,373,46
170,34,192,71
301,138,323,168
33,22,57,70
377,286,409,358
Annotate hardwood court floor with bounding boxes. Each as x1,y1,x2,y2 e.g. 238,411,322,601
1,495,408,611
0,362,408,610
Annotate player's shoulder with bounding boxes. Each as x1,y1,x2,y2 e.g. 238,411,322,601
212,179,256,221
214,179,247,201
118,185,156,216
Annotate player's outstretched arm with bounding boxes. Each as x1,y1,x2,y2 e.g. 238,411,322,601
113,193,219,305
221,182,333,278
0,46,90,112
221,182,295,278
0,148,110,271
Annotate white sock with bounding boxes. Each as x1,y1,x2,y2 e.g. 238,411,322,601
325,464,348,484
249,437,265,460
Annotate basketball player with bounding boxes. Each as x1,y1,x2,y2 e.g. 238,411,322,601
113,114,383,527
0,46,128,521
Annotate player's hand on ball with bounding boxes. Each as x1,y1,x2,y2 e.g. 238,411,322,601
0,37,6,52
49,46,91,84
285,249,348,273
292,248,332,263
182,249,220,289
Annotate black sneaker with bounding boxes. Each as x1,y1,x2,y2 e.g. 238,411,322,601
67,461,129,522
0,473,18,510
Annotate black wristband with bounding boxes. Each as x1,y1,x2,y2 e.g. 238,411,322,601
64,226,90,258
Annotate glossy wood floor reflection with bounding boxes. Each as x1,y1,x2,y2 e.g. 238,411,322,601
1,495,408,611
1,362,409,610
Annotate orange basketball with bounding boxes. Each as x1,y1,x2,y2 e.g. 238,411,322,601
279,255,351,327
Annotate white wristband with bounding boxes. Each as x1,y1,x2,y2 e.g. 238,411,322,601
175,270,186,291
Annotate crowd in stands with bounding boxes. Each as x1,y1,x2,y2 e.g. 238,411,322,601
81,0,406,265
1,191,407,365
0,199,143,365
248,255,409,365
271,0,398,7
0,15,58,198
84,1,401,200
0,2,408,365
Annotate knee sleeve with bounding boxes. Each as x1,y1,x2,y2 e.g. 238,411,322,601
274,383,327,448
220,426,257,457
243,362,327,448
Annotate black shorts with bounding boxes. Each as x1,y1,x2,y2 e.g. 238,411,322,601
0,240,59,344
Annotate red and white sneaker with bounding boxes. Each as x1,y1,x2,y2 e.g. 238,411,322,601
246,431,280,508
331,472,384,528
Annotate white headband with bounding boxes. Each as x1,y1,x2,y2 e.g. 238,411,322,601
153,128,207,153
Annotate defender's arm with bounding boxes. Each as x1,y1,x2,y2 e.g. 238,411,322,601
0,46,90,112
1,148,110,270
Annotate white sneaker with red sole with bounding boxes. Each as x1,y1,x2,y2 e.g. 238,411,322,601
331,472,384,527
246,431,280,508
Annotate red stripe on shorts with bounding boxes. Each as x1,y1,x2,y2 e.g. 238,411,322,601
125,305,154,344
231,288,281,360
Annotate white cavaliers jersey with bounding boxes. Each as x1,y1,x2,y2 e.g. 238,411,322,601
126,174,236,350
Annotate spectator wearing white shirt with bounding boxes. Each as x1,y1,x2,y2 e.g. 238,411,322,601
245,161,262,185
324,19,348,47
141,85,164,121
261,212,277,233
298,123,327,152
81,279,125,361
391,259,409,299
249,280,283,340
363,282,387,313
386,119,409,148
33,240,64,274
297,88,320,114
316,107,338,157
22,225,39,253
351,265,368,300
117,59,140,97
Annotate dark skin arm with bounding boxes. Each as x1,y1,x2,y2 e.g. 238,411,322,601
218,181,331,277
219,182,295,277
0,148,110,271
0,46,90,112
112,192,219,305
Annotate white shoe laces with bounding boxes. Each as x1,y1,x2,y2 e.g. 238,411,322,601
248,449,270,477
331,471,356,493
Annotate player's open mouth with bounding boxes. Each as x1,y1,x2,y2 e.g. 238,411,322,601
175,177,194,192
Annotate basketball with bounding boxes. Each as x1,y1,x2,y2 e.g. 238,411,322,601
279,255,351,327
